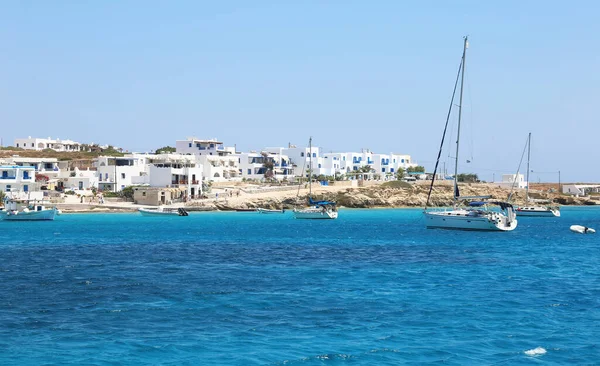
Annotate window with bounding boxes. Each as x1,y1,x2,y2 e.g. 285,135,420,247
300,152,304,157
312,153,316,158
401,159,405,163
23,185,28,192
382,168,385,172
31,143,34,147
16,143,19,147
343,156,346,161
105,173,108,180
5,185,11,192
318,164,322,168
248,169,251,175
121,173,126,179
142,192,146,196
189,143,192,147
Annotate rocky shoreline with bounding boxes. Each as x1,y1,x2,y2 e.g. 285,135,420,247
51,183,597,213
189,183,597,211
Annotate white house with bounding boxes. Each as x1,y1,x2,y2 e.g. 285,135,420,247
562,184,600,196
496,174,527,189
147,154,203,199
14,136,84,152
0,165,43,200
96,154,149,192
238,151,294,181
176,137,239,181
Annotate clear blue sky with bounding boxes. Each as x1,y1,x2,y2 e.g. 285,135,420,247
1,1,598,182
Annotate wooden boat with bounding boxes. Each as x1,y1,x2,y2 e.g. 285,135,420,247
1,199,58,221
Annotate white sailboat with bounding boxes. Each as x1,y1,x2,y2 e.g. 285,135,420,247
293,137,338,220
423,36,517,231
515,133,560,217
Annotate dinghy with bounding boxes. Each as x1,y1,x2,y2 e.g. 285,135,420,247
570,225,595,234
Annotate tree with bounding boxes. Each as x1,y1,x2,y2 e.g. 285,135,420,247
395,167,405,180
120,186,135,201
407,165,425,173
261,152,275,179
359,165,373,173
156,146,176,154
0,190,5,204
456,173,479,183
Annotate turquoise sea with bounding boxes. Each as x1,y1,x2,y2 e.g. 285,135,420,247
1,207,599,365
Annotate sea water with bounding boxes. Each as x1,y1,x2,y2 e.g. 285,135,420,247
0,207,599,365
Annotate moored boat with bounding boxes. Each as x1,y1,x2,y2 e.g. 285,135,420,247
293,137,338,220
138,207,189,216
1,199,58,221
515,133,560,217
257,208,285,214
422,36,517,231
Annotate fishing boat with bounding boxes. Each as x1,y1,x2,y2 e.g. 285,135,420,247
1,198,59,221
515,133,560,217
293,137,338,220
138,207,189,216
423,37,517,231
257,208,286,214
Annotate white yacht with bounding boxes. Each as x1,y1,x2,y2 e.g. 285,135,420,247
515,133,560,217
423,36,517,231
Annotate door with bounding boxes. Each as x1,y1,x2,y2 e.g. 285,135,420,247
79,181,84,190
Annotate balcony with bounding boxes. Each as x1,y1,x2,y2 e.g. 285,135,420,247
0,176,16,180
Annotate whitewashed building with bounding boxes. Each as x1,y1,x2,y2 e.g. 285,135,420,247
562,184,600,196
14,137,84,152
147,154,203,199
496,174,527,189
238,151,294,181
0,165,43,200
176,137,239,181
96,154,149,192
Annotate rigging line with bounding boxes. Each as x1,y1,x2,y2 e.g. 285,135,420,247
425,58,463,208
507,134,530,202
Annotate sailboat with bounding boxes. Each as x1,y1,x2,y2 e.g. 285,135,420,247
515,133,560,217
293,137,338,219
423,36,517,231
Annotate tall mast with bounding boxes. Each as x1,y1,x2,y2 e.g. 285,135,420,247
453,36,468,205
308,137,312,197
526,132,531,201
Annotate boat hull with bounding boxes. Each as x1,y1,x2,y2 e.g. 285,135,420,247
257,208,285,214
424,210,517,231
2,209,57,221
138,208,183,216
516,207,560,217
293,208,338,219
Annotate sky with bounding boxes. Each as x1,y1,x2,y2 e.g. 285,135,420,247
1,1,598,182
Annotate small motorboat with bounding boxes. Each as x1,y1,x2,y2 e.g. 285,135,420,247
138,207,189,216
570,225,596,234
257,208,286,214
